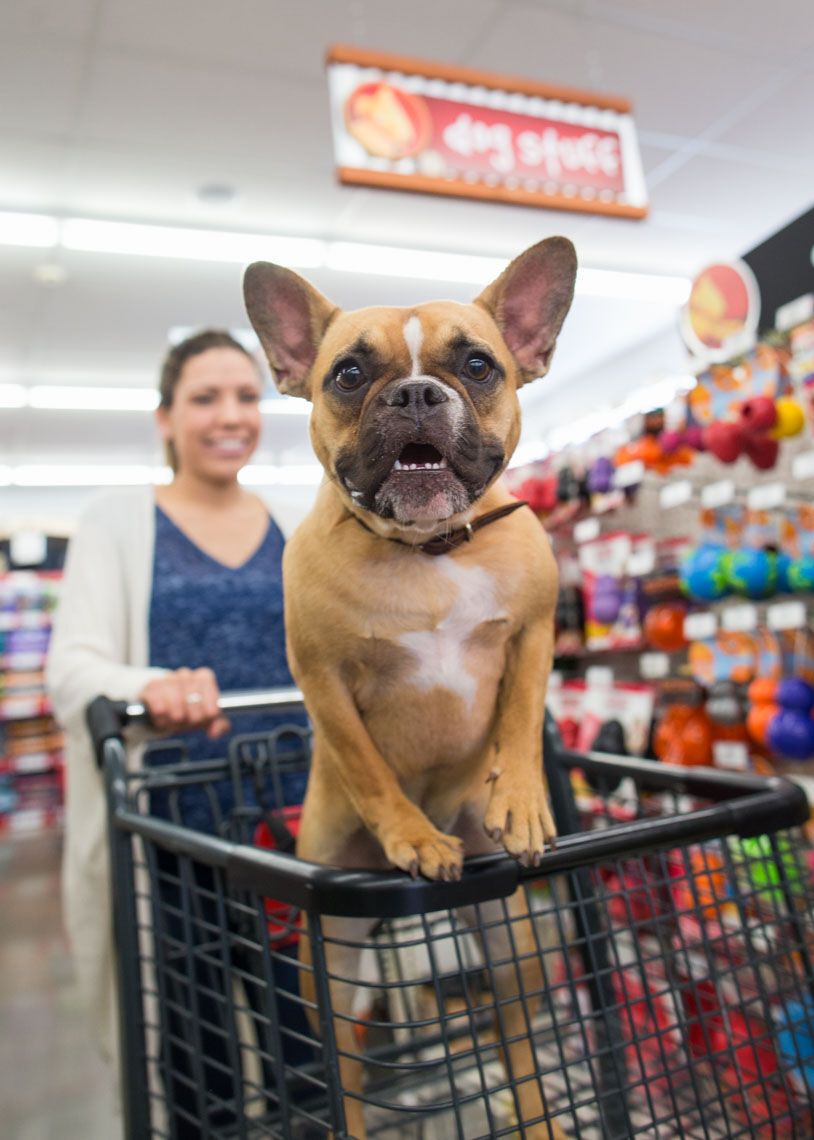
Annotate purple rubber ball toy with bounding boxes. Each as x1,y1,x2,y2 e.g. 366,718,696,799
591,575,622,623
587,456,614,494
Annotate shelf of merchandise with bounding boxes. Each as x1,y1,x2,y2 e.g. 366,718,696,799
0,571,64,836
524,317,814,802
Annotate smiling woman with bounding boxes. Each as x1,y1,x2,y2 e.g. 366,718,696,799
46,329,308,1137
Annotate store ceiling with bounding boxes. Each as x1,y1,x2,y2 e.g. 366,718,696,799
2,0,813,479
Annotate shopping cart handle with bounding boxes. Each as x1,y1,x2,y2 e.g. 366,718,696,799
86,688,306,761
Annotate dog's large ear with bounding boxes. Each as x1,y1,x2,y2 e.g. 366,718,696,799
244,263,338,400
474,237,577,386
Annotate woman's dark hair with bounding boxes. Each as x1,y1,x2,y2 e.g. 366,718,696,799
158,329,262,471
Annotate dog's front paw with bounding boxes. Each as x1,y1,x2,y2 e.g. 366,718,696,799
484,769,557,867
382,824,464,882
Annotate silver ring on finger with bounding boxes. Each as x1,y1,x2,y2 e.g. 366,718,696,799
186,691,204,705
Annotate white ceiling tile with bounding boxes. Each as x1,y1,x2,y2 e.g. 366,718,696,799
98,0,503,77
715,68,814,155
0,40,86,135
578,0,814,60
0,0,99,42
651,153,814,253
466,5,781,136
76,53,333,165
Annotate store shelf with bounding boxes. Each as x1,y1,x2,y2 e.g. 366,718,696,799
0,570,63,834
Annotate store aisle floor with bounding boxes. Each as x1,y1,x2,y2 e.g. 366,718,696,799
0,832,121,1140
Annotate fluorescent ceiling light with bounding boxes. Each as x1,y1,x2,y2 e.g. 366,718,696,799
2,384,309,414
325,241,507,284
239,464,323,486
12,464,169,486
6,463,322,487
0,383,27,408
259,397,310,416
327,241,690,301
62,219,325,268
28,386,159,411
577,267,691,304
0,211,59,248
0,211,691,302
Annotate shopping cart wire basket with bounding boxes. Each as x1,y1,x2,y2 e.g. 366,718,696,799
88,689,814,1139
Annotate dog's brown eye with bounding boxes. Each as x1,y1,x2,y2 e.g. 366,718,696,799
334,361,365,392
462,354,494,383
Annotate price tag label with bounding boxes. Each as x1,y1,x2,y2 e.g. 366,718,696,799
640,653,670,679
0,698,40,719
684,612,717,640
574,517,600,544
713,741,750,771
659,480,692,509
614,460,644,489
767,600,807,631
9,809,46,833
627,547,656,577
721,604,758,632
586,666,613,688
701,479,735,509
747,482,785,510
14,752,49,774
793,451,814,481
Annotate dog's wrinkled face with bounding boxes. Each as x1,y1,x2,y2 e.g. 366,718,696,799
245,237,577,529
313,302,518,525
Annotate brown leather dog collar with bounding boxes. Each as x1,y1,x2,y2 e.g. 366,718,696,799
351,499,530,556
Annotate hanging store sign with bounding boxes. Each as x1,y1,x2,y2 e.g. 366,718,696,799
326,46,648,220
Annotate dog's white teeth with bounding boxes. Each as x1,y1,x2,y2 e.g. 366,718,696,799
394,456,447,472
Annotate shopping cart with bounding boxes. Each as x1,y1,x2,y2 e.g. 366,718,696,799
88,690,814,1139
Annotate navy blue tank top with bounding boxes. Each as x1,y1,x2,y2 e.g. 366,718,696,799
148,504,308,831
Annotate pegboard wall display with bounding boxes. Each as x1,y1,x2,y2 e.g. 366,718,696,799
510,314,814,794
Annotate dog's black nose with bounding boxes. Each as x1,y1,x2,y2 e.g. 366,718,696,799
384,379,449,411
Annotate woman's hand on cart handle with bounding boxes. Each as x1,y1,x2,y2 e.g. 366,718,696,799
138,667,230,739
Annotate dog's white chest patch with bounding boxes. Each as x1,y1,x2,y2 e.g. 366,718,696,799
398,560,504,709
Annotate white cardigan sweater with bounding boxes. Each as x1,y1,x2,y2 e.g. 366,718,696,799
47,487,169,1059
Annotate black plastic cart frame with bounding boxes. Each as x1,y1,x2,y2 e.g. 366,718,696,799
88,689,814,1139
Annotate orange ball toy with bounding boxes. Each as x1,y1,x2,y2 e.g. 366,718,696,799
644,602,688,652
746,702,779,747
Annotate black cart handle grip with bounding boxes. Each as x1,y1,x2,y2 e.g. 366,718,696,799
86,687,305,762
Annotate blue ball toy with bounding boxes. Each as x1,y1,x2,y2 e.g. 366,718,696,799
773,551,793,593
723,548,778,599
767,709,814,761
789,555,814,593
776,678,814,713
680,544,729,602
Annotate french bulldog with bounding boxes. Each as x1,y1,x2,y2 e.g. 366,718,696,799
245,237,576,1139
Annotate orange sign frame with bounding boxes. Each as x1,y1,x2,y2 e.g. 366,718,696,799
326,45,648,220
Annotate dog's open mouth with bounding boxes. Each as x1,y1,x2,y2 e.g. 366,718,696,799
392,443,448,472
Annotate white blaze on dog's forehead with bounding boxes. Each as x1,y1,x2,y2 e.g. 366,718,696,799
398,560,504,710
403,314,423,376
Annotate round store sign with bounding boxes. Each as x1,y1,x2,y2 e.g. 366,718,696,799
681,260,761,363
